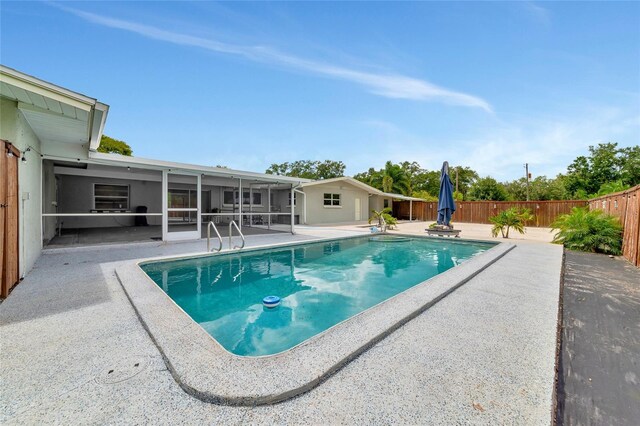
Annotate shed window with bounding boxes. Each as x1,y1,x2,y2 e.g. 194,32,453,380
323,193,341,206
94,184,129,211
288,192,297,206
383,199,389,208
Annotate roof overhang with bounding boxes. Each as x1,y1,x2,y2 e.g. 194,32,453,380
85,151,311,185
382,192,425,202
0,65,109,150
301,176,385,194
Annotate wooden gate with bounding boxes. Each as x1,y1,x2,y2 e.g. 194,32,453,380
1,140,20,297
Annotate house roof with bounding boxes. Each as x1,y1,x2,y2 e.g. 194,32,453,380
0,65,108,150
301,176,386,194
301,176,425,201
87,151,311,185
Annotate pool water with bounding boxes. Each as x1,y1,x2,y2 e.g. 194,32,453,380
141,236,494,356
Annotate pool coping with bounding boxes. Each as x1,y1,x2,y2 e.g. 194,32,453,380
115,234,515,406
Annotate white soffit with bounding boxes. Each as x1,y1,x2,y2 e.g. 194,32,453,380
0,66,109,147
18,102,88,144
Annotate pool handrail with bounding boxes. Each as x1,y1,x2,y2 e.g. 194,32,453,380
228,220,245,250
207,221,223,252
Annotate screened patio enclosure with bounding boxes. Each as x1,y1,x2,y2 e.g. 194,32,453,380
43,159,305,247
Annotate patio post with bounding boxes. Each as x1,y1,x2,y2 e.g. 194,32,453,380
410,200,413,222
161,169,168,241
249,184,253,227
267,184,271,230
238,177,242,232
290,184,295,234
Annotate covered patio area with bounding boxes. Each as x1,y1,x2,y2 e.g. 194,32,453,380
42,154,308,248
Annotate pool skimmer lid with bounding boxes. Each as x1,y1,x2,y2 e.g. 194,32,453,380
263,295,281,308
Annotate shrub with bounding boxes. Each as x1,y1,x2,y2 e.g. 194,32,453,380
489,207,533,238
551,208,622,254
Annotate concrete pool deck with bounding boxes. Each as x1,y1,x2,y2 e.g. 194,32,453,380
1,225,562,424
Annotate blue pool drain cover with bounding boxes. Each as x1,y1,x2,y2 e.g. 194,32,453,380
263,295,281,308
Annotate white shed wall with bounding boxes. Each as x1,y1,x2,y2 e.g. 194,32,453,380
302,182,370,225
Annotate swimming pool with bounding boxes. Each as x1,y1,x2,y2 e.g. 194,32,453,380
140,235,495,357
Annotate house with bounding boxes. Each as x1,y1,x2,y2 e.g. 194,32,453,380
0,65,420,296
299,177,422,225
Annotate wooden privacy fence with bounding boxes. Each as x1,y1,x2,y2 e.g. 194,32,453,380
588,185,640,267
393,200,588,228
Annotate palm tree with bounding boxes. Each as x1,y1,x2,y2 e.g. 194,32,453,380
382,161,410,195
489,208,533,238
369,208,398,230
382,175,393,193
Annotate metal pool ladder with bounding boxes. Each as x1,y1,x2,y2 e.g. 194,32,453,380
207,221,223,252
228,220,245,250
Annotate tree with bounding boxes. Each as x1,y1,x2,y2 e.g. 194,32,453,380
354,167,383,188
97,135,132,156
414,170,440,198
316,160,346,180
354,161,479,199
400,161,423,195
382,175,394,193
449,166,479,200
503,175,568,201
564,143,640,197
468,177,508,201
411,190,438,201
593,180,630,197
382,161,411,195
353,161,411,195
620,145,640,187
265,160,345,180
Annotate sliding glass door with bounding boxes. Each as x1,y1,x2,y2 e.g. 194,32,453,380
163,171,201,241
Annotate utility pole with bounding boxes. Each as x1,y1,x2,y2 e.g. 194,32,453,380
525,163,530,201
455,168,459,194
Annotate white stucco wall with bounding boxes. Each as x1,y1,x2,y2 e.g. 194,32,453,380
369,195,392,216
302,182,370,225
56,174,163,228
0,98,43,277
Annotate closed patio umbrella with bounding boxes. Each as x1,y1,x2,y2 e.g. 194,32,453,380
437,161,456,227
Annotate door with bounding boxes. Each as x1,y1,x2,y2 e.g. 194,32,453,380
163,171,201,241
355,197,362,221
1,140,20,297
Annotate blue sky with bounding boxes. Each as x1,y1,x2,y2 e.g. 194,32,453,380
2,1,639,181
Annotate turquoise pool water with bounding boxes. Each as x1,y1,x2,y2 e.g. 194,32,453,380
141,236,494,356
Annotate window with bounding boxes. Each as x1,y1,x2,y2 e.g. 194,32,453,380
383,199,389,208
223,190,235,205
94,184,129,211
323,193,341,207
223,190,262,206
288,192,297,206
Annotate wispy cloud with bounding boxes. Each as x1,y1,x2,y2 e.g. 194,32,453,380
57,5,492,112
522,1,551,25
